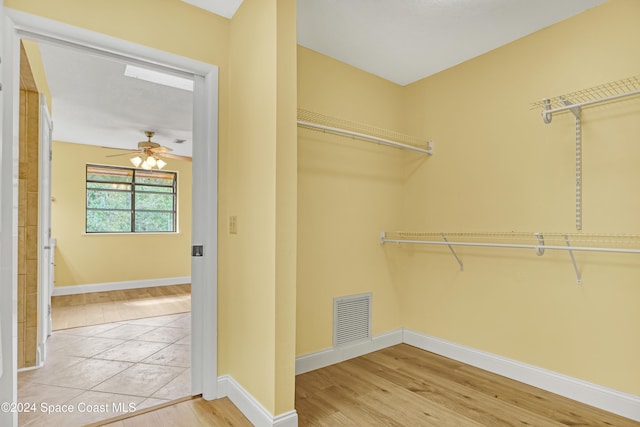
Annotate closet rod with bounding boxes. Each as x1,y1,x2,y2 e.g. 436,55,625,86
297,120,433,155
381,231,640,284
380,236,640,255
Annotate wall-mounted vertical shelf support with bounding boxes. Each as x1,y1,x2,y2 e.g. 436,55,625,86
558,97,584,231
532,75,640,230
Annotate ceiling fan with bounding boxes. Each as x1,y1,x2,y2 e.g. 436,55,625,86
107,131,191,169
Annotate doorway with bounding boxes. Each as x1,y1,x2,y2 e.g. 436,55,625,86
1,10,219,427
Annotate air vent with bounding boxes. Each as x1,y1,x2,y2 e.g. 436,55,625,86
334,293,372,347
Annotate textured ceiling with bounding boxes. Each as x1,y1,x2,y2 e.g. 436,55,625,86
38,42,193,157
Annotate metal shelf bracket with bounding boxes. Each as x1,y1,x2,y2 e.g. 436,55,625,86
564,235,582,285
442,233,464,271
535,232,545,256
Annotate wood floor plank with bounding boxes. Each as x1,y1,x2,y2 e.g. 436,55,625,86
296,344,637,426
456,365,639,427
351,352,562,427
98,397,251,426
362,345,637,426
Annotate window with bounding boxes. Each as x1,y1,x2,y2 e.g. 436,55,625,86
86,164,177,233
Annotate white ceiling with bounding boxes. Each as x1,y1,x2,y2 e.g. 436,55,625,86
37,43,194,157
34,0,607,155
180,0,244,19
297,0,607,86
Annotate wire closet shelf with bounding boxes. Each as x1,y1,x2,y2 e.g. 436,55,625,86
531,75,640,231
530,75,640,123
380,231,640,285
297,109,433,155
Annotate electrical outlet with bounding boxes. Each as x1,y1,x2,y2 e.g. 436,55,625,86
229,216,238,234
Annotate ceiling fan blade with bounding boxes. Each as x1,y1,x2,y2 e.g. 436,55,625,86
101,146,138,151
150,146,173,153
158,152,192,162
106,150,141,158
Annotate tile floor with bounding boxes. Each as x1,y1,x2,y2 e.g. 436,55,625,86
18,312,191,426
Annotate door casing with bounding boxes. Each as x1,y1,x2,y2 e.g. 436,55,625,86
0,11,220,427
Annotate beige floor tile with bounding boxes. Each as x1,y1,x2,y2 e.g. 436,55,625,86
93,340,170,363
164,315,191,329
174,335,190,345
22,391,145,427
54,335,127,358
121,314,186,327
56,322,122,337
142,343,190,368
18,354,86,384
137,397,172,411
151,368,191,400
18,311,192,425
135,326,190,344
45,333,85,352
67,390,145,419
92,363,185,397
17,382,85,426
37,358,132,390
96,324,158,340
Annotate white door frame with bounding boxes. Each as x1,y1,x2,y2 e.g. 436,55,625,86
1,10,219,423
0,3,20,427
37,93,53,363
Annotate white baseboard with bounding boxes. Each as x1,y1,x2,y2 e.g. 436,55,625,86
51,276,191,296
295,328,403,375
403,329,640,422
217,375,298,427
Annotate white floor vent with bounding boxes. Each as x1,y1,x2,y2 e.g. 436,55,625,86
334,293,372,347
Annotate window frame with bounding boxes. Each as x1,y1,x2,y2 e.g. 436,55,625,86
85,164,178,234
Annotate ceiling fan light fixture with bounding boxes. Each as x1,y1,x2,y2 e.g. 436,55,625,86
130,156,143,167
156,159,167,170
146,156,157,167
140,159,152,170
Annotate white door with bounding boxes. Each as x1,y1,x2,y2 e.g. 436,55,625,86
38,94,53,361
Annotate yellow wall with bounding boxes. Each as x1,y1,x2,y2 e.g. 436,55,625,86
398,0,640,394
296,0,640,398
296,46,405,355
51,141,192,286
221,0,297,415
6,0,229,66
10,0,638,417
274,0,298,416
21,40,52,113
7,0,298,417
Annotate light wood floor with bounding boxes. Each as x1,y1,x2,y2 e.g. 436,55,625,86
96,343,637,426
52,284,191,330
295,344,637,426
94,397,251,426
50,289,635,426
